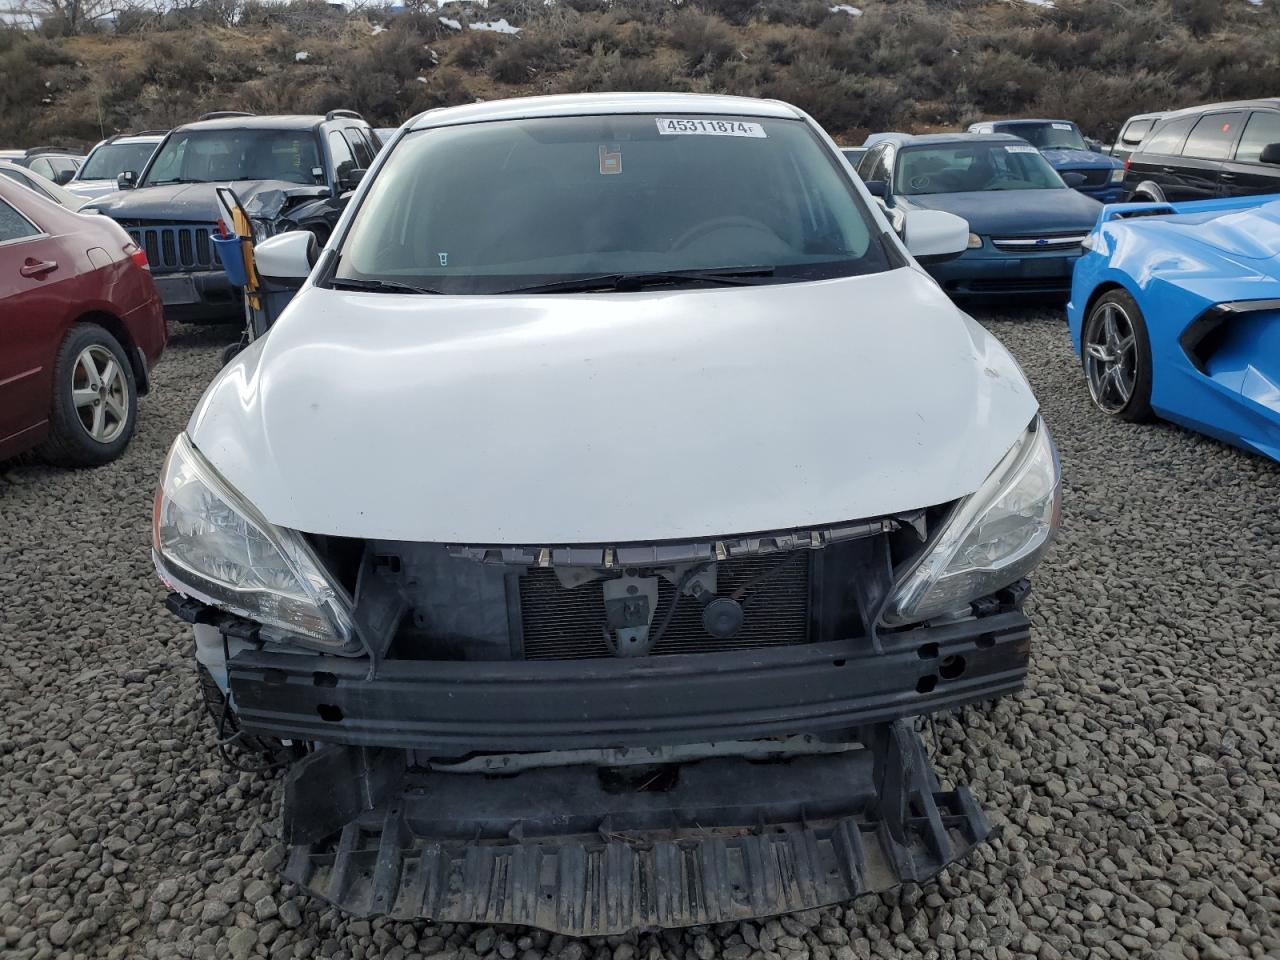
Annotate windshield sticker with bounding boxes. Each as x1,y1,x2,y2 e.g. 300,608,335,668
1051,123,1073,131
598,144,622,175
1005,145,1038,154
656,118,767,138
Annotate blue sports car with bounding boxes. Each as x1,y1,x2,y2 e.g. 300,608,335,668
1068,194,1280,463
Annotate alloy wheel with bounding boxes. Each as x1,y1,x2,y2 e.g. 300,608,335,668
1084,301,1138,414
72,345,130,443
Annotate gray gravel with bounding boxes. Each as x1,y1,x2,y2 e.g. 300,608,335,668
1,309,1278,960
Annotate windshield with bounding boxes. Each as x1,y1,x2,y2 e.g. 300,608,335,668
896,142,1065,195
79,141,158,180
142,129,322,186
997,122,1086,151
334,114,892,295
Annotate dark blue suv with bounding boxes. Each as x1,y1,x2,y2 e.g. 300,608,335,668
967,119,1125,203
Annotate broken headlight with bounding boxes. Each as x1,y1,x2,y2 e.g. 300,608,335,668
152,433,357,650
887,416,1060,624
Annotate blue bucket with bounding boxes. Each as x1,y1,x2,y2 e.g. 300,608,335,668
212,235,249,287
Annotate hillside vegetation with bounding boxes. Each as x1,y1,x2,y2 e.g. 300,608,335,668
2,0,1278,148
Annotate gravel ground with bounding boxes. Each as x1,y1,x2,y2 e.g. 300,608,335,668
1,308,1277,960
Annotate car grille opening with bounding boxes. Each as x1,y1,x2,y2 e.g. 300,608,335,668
123,222,221,274
989,235,1087,253
518,553,813,661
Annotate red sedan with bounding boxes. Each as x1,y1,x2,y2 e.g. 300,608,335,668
0,177,165,465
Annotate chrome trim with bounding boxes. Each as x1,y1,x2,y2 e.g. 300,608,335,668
990,234,1088,249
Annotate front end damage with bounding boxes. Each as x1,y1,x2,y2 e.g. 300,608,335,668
164,506,1034,934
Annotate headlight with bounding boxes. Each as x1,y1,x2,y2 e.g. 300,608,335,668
1109,168,1124,184
152,433,358,651
250,218,274,243
887,416,1061,624
967,233,983,249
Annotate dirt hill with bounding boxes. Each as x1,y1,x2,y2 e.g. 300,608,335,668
2,0,1278,148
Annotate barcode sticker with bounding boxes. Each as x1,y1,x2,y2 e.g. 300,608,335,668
1006,145,1038,154
1051,122,1073,131
656,118,767,138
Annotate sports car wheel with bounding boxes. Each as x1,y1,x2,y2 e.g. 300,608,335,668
1082,290,1153,422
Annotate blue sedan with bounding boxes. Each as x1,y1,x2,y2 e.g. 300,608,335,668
967,119,1126,204
855,133,1101,298
1068,194,1280,463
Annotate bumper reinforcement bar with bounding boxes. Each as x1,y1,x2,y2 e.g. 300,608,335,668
280,719,992,934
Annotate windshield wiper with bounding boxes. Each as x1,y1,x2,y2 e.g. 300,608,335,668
330,277,444,295
498,266,778,295
147,178,206,186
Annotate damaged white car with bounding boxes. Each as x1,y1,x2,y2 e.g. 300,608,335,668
154,93,1061,933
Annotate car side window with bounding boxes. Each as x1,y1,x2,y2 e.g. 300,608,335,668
1,168,53,202
328,130,356,182
1234,111,1280,164
1120,118,1154,145
343,128,373,169
859,146,890,183
1181,112,1245,160
0,197,40,243
29,157,54,179
1143,116,1196,157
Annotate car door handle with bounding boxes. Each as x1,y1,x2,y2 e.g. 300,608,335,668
1160,166,1177,174
19,259,58,278
1219,172,1236,180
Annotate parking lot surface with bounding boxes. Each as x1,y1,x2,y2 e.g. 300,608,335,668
0,310,1276,960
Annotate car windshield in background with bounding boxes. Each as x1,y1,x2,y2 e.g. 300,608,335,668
897,142,1065,195
142,130,321,186
334,114,892,295
999,122,1087,151
79,141,157,180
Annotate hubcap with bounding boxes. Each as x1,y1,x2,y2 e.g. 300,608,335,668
72,345,128,443
1084,302,1138,414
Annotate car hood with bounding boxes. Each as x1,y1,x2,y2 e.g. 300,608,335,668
900,189,1102,236
1039,148,1121,170
66,179,123,201
1143,199,1280,261
86,180,328,221
187,267,1039,543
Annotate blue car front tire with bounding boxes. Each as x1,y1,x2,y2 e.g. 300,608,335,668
1082,289,1154,423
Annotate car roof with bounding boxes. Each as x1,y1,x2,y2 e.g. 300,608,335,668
895,132,1028,147
173,115,334,133
407,93,804,131
1158,98,1280,119
987,118,1076,126
97,134,165,144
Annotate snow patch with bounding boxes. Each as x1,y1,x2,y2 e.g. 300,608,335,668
829,4,862,14
438,16,462,29
370,23,385,34
294,50,310,61
416,76,429,83
469,17,519,33
437,0,488,7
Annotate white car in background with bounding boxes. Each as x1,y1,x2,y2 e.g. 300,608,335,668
153,93,1061,934
0,160,84,208
65,132,165,201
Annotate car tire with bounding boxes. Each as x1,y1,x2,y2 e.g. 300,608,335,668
36,323,139,467
1081,289,1153,423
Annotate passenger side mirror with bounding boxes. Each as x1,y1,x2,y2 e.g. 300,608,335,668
1061,171,1087,188
340,168,366,192
116,170,137,190
902,209,969,264
53,168,75,185
862,179,887,198
1259,143,1280,165
254,231,317,282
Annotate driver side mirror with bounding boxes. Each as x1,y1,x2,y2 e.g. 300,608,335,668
339,168,366,192
116,170,137,190
902,209,969,264
54,168,75,185
1259,143,1280,165
862,179,887,198
253,230,317,283
1061,171,1087,188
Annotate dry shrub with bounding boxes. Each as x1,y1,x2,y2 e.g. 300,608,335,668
668,9,736,74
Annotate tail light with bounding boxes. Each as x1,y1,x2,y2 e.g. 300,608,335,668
1123,157,1131,173
124,241,149,270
